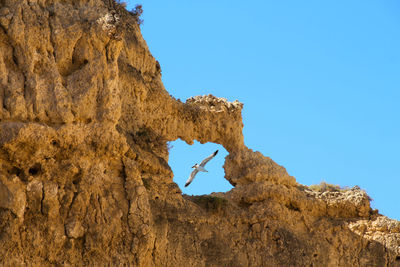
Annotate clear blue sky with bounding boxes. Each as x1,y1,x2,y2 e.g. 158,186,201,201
125,1,400,220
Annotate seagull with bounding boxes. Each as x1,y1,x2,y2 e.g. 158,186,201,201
185,150,219,187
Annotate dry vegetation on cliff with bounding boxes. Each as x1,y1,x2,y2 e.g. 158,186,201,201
0,0,399,266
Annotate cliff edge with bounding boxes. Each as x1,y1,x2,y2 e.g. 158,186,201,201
0,1,399,266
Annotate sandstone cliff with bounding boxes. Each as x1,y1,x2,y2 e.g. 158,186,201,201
0,1,399,266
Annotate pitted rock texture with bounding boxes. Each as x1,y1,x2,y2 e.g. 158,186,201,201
0,1,399,266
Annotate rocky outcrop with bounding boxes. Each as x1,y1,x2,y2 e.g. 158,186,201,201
0,1,399,266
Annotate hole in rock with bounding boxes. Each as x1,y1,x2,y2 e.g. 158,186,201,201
168,139,233,195
51,140,59,147
396,256,400,262
28,163,42,176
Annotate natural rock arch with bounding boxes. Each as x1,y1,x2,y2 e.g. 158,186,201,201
0,1,398,266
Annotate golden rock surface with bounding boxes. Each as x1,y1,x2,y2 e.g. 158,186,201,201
0,1,399,266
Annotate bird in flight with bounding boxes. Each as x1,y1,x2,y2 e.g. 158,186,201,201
185,150,219,187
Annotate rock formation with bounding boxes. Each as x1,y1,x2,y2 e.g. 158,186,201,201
0,1,399,266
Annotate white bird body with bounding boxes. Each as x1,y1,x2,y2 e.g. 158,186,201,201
193,164,207,172
185,150,218,187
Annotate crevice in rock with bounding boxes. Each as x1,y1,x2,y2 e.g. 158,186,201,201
47,10,58,64
40,184,45,215
120,163,132,230
67,191,79,218
11,45,19,69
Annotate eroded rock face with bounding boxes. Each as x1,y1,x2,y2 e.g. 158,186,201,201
0,1,399,266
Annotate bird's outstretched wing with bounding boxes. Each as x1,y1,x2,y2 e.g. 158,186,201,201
185,169,199,187
199,150,218,167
